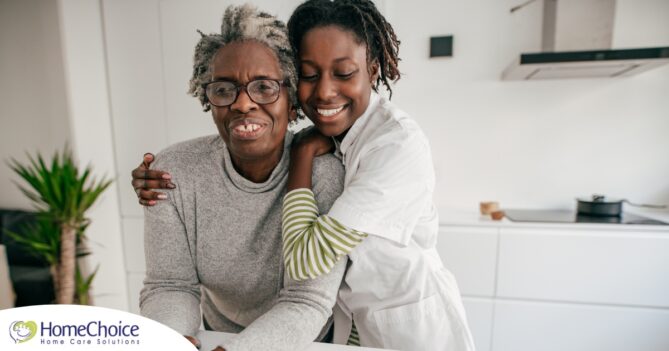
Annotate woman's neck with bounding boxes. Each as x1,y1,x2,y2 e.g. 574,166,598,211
229,147,284,183
334,129,349,142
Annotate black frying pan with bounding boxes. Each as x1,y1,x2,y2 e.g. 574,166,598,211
576,194,666,217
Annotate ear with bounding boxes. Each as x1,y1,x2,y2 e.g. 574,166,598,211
369,59,380,83
289,104,298,123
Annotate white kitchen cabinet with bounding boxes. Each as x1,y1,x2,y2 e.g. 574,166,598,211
437,226,497,351
492,299,669,351
496,227,669,307
462,297,494,351
439,211,669,351
437,226,499,297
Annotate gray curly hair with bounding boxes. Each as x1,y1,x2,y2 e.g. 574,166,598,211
188,4,298,112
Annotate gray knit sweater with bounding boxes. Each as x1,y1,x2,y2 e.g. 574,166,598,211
140,132,346,351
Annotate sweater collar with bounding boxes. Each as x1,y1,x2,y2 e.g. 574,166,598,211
219,131,292,193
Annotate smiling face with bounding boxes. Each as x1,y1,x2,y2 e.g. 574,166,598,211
210,40,295,165
297,25,378,139
15,325,30,337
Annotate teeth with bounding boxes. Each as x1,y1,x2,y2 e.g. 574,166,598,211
317,106,344,117
234,124,261,132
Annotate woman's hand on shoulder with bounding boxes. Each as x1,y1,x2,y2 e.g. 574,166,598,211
131,153,175,206
288,127,333,191
292,127,334,158
184,335,201,349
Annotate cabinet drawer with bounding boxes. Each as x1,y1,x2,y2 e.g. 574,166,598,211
463,297,493,351
493,299,669,351
438,226,498,297
497,228,669,307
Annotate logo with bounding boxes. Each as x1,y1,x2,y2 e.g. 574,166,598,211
9,321,37,344
1,305,196,349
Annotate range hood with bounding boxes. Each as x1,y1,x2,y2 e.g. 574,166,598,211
502,0,669,80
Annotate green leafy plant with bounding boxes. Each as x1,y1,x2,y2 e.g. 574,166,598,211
7,147,111,304
75,264,99,306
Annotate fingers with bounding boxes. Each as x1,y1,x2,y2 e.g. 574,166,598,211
134,153,151,174
131,168,171,181
138,198,157,206
138,189,167,201
131,153,171,180
142,153,154,168
131,179,176,190
183,335,201,349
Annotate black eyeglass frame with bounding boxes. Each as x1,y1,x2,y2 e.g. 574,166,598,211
202,79,287,107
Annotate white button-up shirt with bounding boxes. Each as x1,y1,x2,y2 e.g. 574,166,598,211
329,92,475,351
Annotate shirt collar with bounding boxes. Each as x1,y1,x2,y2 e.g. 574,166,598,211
335,91,380,157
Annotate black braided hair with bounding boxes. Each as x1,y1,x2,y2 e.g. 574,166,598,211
288,0,401,98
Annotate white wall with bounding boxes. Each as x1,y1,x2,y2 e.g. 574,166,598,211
0,0,71,209
57,0,128,311
385,0,669,212
0,0,128,310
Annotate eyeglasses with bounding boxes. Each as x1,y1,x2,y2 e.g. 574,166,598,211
202,79,285,107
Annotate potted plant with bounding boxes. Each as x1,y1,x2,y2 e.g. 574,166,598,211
7,147,111,304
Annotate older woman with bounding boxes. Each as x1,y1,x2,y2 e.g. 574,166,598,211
138,5,345,351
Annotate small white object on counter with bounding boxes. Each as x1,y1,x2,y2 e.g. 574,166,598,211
195,330,392,351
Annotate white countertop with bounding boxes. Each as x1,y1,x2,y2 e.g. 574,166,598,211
195,330,389,351
439,207,669,232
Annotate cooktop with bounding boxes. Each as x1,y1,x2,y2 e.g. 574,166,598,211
504,209,668,225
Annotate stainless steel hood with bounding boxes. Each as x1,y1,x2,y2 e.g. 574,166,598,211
502,0,669,80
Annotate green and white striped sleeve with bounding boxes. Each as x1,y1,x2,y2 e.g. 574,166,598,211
282,188,368,281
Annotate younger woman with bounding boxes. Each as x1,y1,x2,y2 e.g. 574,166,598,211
281,0,475,350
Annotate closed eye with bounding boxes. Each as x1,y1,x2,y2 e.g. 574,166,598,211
300,73,318,81
335,70,357,79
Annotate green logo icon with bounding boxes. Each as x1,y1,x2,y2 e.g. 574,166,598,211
9,321,37,344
